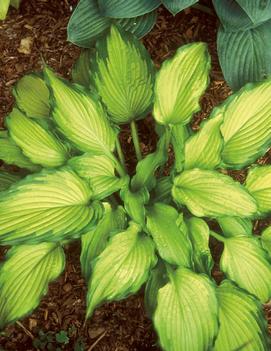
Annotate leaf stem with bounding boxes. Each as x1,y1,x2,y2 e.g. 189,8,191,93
130,120,142,161
116,137,127,173
210,231,226,243
107,151,127,179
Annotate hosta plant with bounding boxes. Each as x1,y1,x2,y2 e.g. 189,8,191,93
0,0,20,20
1,25,271,351
68,0,271,91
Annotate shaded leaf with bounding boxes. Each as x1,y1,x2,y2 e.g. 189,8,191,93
236,0,271,23
0,170,21,192
162,0,198,15
98,0,160,18
217,216,253,237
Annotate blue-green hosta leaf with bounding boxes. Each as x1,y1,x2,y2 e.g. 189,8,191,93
219,78,271,168
7,108,69,168
0,0,10,20
236,0,271,23
68,0,111,48
162,0,198,15
45,68,116,155
217,216,253,237
261,226,271,256
80,203,126,280
147,203,192,267
186,217,213,275
173,169,257,218
214,280,270,351
144,260,168,318
92,25,155,124
13,73,50,119
69,154,127,200
221,236,271,302
0,131,38,171
0,243,65,329
245,166,271,216
72,49,95,88
213,0,255,31
0,168,99,245
116,11,157,38
0,170,21,191
86,222,157,318
218,21,271,91
98,0,160,18
154,268,218,351
184,114,223,170
153,43,210,125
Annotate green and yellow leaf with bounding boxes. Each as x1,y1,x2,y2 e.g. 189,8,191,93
261,226,271,257
217,216,253,237
0,170,21,191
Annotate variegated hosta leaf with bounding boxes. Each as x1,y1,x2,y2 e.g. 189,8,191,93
13,73,50,119
214,280,270,351
261,226,271,256
92,25,155,124
172,169,257,218
0,170,21,191
116,11,157,38
86,222,157,318
0,168,98,245
0,130,38,171
45,68,116,155
144,260,168,318
153,43,210,125
220,78,271,168
67,0,112,48
0,243,65,329
97,0,160,18
154,267,218,351
184,114,223,170
7,108,69,168
72,49,94,88
162,0,198,15
217,216,253,237
69,154,127,200
80,203,126,280
221,236,271,302
0,0,10,20
245,166,271,216
146,203,192,267
186,217,213,275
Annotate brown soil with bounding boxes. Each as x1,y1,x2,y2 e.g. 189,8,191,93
0,1,270,350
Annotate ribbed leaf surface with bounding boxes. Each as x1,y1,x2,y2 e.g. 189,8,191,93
147,203,192,267
80,203,126,279
86,222,157,318
184,114,223,170
93,26,155,124
217,217,253,237
186,217,213,275
173,169,257,218
98,0,160,18
72,49,94,88
162,0,198,15
68,0,111,48
13,74,50,119
0,170,21,191
153,43,210,125
154,268,218,351
214,280,270,351
0,168,96,245
69,154,126,200
116,11,157,38
261,226,271,256
218,21,271,91
45,68,116,155
246,166,271,215
7,108,68,168
0,243,65,329
221,236,271,302
0,131,38,171
236,0,271,23
220,79,271,168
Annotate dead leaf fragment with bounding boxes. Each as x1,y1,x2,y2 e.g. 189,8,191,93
18,37,33,55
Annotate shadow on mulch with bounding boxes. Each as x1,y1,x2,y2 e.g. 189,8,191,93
0,0,270,350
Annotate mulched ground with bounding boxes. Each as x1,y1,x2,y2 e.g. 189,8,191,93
0,0,270,350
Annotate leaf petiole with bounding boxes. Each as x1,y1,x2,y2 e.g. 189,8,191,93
131,120,142,161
